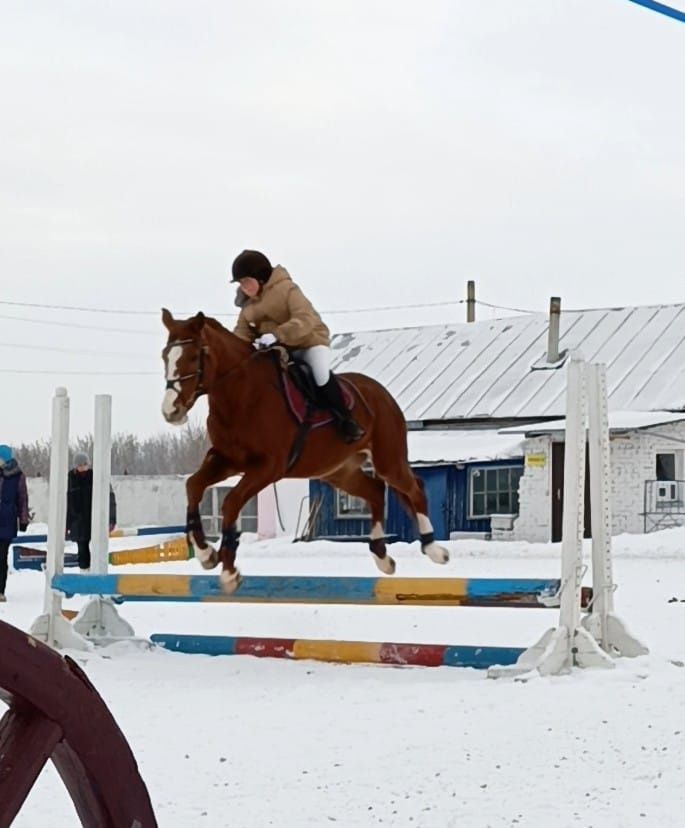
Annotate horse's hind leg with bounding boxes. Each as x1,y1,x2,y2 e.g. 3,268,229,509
380,465,449,565
186,449,235,570
323,462,394,575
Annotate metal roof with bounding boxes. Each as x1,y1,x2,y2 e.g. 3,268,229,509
331,304,685,422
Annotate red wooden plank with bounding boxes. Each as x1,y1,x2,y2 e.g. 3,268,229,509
236,637,296,659
380,643,447,667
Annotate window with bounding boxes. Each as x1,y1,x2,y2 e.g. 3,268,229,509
335,462,374,519
656,453,676,481
238,495,258,533
336,491,371,519
469,466,523,518
200,485,258,535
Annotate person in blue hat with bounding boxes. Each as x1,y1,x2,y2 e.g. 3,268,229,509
0,445,30,601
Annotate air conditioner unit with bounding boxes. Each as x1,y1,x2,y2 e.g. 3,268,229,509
656,482,678,503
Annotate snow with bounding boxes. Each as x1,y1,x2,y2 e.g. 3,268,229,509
407,429,524,465
2,530,685,827
501,410,685,435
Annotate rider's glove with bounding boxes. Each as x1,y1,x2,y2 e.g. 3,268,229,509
254,333,278,349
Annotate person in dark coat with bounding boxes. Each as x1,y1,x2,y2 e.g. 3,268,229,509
0,445,30,601
66,452,117,570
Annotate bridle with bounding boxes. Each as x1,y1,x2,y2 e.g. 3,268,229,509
163,337,207,405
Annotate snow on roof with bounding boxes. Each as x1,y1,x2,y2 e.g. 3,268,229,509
330,304,685,421
407,430,524,465
500,410,685,435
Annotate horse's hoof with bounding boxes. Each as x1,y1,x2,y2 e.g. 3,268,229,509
189,533,218,569
220,568,242,594
422,542,449,564
199,553,218,570
373,554,396,575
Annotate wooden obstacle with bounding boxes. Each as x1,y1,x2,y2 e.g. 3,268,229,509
52,572,592,608
12,525,189,571
109,536,191,566
32,366,648,676
49,572,585,670
0,619,156,827
150,634,525,669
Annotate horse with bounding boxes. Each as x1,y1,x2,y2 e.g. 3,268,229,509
161,308,449,591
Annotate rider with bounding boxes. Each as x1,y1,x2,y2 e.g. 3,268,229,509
231,250,364,443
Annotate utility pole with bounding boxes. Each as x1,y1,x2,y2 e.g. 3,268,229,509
466,280,476,323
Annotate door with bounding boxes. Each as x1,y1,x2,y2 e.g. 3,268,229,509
417,467,448,540
551,443,592,542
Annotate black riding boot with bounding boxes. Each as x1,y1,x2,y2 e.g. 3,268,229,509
319,376,365,443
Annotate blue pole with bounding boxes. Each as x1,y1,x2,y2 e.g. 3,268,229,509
627,0,685,22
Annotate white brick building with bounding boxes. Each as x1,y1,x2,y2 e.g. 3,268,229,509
510,415,685,542
329,301,685,541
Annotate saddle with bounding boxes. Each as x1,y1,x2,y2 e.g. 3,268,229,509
271,349,354,427
267,348,355,469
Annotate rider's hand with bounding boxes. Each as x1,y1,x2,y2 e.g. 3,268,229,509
254,333,278,349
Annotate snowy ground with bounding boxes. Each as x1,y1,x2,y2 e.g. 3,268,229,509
2,529,685,827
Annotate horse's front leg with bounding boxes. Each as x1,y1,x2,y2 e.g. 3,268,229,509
217,470,274,593
186,449,235,569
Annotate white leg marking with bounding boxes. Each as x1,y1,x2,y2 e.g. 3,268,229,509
370,521,384,540
370,521,395,574
417,513,449,564
189,532,217,569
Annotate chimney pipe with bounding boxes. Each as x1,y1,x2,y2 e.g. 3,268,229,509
547,296,561,362
466,280,475,323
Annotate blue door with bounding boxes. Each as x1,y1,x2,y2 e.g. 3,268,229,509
416,467,448,540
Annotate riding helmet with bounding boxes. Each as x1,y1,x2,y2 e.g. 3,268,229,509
231,250,273,284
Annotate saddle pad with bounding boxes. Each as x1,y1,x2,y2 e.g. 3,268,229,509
282,373,354,426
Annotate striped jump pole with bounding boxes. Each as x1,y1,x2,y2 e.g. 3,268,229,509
51,573,593,609
14,531,191,571
150,634,525,670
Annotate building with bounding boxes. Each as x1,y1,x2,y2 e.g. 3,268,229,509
310,430,524,541
311,302,685,542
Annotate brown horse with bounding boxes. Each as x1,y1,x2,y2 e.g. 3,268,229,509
161,309,449,591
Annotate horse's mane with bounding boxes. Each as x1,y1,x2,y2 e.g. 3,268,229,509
201,314,254,357
203,315,233,336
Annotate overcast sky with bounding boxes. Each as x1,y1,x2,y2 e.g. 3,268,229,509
1,0,684,444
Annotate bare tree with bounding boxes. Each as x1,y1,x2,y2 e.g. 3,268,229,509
14,422,210,477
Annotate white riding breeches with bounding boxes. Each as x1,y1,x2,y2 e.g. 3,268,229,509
291,345,331,387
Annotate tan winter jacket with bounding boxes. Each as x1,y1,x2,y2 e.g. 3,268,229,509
233,266,331,348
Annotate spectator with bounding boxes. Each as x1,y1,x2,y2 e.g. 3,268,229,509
0,445,30,601
66,452,116,570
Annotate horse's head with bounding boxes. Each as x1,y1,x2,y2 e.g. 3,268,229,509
160,308,208,425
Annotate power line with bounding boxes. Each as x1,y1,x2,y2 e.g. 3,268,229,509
0,342,152,358
474,299,536,315
0,297,461,317
0,368,157,376
0,313,157,335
